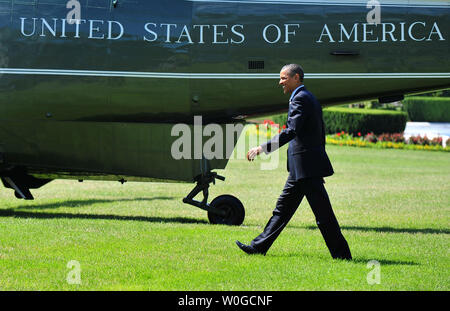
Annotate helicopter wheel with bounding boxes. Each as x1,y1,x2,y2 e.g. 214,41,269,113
207,195,245,226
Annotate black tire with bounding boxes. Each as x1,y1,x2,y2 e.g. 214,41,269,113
208,195,245,226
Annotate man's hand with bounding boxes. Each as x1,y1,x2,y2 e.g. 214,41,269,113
247,146,263,162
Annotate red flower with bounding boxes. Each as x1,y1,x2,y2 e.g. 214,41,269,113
357,132,361,137
282,125,286,129
337,133,341,137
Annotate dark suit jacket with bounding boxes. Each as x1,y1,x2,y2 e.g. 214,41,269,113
261,86,334,180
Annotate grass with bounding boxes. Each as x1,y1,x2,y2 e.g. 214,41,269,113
0,144,449,290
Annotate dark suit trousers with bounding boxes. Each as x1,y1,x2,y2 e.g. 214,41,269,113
251,177,352,260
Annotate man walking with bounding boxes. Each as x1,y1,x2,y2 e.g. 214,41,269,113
236,64,352,260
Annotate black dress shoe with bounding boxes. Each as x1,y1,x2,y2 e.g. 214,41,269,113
235,241,266,256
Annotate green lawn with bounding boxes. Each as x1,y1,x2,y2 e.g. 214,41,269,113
0,145,449,290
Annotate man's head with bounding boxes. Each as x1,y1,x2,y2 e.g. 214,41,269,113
279,64,304,94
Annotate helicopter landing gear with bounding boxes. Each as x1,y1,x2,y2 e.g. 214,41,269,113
183,172,245,226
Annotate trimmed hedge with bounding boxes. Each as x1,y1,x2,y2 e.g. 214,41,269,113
402,97,450,122
256,107,407,136
322,107,407,135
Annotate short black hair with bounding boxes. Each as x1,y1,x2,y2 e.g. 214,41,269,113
281,64,304,82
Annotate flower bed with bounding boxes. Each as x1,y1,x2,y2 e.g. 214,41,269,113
245,120,450,152
326,132,450,152
245,120,285,139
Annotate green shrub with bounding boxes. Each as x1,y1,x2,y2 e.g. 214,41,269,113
322,107,407,135
402,97,450,122
254,108,407,136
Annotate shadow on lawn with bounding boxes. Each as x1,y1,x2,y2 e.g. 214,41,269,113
351,257,419,266
0,209,208,225
269,253,419,266
0,197,208,225
303,225,449,235
13,197,175,210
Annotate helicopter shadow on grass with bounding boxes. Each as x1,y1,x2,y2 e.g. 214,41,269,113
0,197,209,225
13,197,175,210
